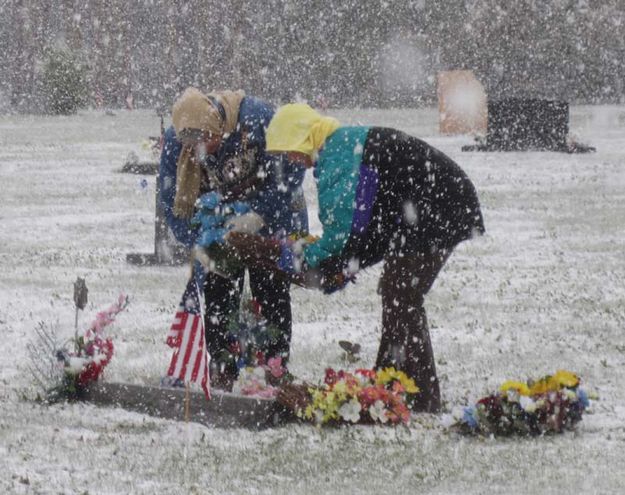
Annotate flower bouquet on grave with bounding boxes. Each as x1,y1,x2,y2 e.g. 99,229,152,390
453,370,595,436
191,194,267,279
277,367,420,426
212,298,294,393
28,292,129,401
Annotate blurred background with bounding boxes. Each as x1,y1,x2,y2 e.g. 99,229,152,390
1,0,624,114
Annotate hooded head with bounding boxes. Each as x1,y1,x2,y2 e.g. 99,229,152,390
265,103,340,160
170,87,245,220
172,87,245,139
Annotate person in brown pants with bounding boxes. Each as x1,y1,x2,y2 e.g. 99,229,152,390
228,104,485,412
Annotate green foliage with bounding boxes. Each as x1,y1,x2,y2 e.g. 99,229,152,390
42,50,87,115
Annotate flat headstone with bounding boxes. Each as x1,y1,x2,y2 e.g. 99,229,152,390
82,381,292,429
120,161,160,175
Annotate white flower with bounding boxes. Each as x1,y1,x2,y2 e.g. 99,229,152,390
338,399,362,423
506,389,521,403
564,389,577,401
66,356,88,374
252,366,266,381
314,409,324,425
368,400,389,424
519,395,537,413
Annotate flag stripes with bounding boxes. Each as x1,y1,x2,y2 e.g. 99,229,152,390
165,277,210,399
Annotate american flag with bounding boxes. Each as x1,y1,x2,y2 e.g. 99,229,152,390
165,263,210,399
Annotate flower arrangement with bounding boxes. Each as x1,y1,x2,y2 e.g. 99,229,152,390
454,370,594,436
51,294,129,399
214,299,288,376
232,356,289,399
279,367,420,426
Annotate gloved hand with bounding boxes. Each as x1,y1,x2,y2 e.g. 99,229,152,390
192,192,230,248
191,209,225,229
221,201,264,236
225,201,251,216
197,226,230,247
196,191,222,211
224,211,265,234
318,257,357,294
320,271,356,294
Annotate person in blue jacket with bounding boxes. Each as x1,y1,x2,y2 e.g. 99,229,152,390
159,88,308,388
258,103,485,412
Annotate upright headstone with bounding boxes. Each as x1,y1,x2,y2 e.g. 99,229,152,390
437,70,487,135
462,98,595,153
487,98,569,150
126,178,190,266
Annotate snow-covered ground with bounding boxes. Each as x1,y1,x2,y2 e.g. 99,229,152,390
1,106,624,494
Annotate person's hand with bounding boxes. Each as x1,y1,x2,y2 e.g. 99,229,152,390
191,209,225,229
224,201,250,216
196,191,222,211
197,226,230,247
191,192,229,247
320,271,356,294
224,211,265,234
317,257,357,294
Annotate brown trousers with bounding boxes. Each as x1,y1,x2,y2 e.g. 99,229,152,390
375,248,451,413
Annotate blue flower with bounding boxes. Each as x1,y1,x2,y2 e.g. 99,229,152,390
462,406,479,429
577,388,590,409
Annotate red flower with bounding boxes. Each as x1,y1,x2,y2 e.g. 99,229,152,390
391,380,405,394
250,299,263,317
76,338,114,387
355,368,377,380
229,341,242,355
387,401,411,424
77,361,104,386
477,395,504,419
358,385,391,408
324,368,338,386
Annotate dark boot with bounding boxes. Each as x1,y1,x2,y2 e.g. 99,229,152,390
402,307,441,412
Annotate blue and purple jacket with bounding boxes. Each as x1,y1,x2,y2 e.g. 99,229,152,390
303,126,374,268
303,126,485,271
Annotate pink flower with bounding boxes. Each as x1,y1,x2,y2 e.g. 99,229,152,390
267,357,285,378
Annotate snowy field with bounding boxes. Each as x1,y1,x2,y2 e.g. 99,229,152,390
1,105,624,494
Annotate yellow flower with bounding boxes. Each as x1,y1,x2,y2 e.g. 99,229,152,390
400,376,420,394
530,370,579,395
375,367,420,394
528,370,580,395
549,370,579,389
303,405,314,420
500,380,531,396
528,378,551,396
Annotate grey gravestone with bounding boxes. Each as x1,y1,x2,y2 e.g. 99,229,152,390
82,382,292,429
126,178,190,266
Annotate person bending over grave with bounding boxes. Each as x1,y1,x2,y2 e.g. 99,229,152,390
226,104,485,412
159,88,308,389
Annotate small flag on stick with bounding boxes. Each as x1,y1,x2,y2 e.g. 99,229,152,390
165,264,210,399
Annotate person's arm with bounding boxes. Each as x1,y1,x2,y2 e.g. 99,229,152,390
302,171,356,268
158,126,198,247
249,152,307,235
